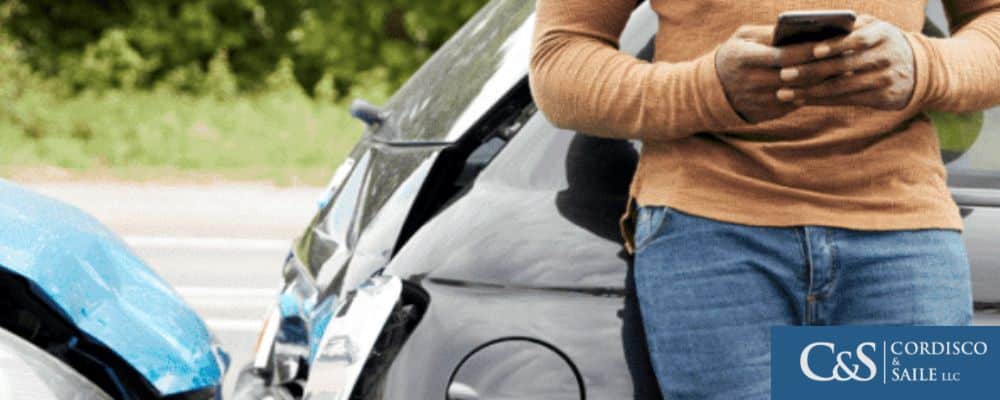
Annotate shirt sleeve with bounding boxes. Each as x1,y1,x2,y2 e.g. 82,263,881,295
528,0,746,141
906,1,1000,112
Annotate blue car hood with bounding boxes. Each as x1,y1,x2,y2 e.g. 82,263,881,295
0,180,226,396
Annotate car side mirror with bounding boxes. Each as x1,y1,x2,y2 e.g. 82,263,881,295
350,99,386,126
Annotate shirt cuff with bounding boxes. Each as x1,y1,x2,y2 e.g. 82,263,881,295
903,31,936,111
694,49,750,130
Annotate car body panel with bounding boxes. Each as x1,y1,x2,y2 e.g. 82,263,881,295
382,114,656,398
298,138,444,294
0,180,227,396
377,282,652,400
0,326,112,399
387,127,636,292
962,204,1000,303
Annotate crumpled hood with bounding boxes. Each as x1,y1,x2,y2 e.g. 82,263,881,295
0,180,226,396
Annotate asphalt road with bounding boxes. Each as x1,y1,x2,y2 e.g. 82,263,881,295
28,182,321,398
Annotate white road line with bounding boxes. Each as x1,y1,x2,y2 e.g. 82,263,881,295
205,319,263,332
183,298,273,311
124,236,290,251
177,287,278,298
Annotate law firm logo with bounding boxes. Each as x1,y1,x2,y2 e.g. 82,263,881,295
772,327,1000,400
800,342,877,382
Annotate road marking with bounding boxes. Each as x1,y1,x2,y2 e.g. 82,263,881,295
177,287,278,298
205,319,263,332
124,236,290,251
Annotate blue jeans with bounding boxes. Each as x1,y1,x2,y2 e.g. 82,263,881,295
632,206,972,400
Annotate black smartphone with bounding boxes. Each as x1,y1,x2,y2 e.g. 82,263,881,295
773,10,857,46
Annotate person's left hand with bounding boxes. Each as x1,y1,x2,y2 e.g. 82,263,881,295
774,15,916,110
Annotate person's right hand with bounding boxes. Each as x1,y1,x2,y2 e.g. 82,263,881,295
715,25,818,124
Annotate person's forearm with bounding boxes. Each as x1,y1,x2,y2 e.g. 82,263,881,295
907,7,1000,112
529,2,744,141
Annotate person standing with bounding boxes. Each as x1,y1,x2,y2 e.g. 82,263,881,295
529,1,1000,399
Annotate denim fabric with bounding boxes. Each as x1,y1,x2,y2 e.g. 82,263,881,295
632,206,972,400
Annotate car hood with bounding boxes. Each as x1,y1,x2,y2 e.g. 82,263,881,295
0,180,226,396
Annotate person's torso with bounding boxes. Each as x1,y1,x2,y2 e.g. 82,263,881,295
631,0,960,232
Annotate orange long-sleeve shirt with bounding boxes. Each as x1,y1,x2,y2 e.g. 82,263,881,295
529,0,1000,250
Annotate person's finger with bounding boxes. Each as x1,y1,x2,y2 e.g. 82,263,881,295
774,41,823,67
776,87,797,102
742,69,784,91
738,42,783,67
812,18,885,60
798,69,894,99
780,49,892,86
734,25,777,45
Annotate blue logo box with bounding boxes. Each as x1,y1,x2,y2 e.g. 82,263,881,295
772,326,1000,399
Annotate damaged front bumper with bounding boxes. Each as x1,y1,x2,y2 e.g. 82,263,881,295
233,276,404,400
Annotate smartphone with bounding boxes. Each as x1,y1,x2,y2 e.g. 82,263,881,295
773,10,857,46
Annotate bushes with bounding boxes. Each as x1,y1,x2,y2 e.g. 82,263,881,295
0,0,496,184
0,0,489,183
0,0,489,97
0,85,365,184
0,31,363,184
72,29,154,91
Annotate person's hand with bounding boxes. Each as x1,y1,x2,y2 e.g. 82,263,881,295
715,26,818,123
776,15,916,110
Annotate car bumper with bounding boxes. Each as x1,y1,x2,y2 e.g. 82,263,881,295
232,276,403,400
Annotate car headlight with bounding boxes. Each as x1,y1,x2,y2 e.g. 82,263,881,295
0,328,110,400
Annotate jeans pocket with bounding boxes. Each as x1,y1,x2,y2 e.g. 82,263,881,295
634,206,670,253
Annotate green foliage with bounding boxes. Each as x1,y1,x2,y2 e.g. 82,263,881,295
929,110,984,153
1,0,490,98
72,29,155,91
159,62,207,94
313,71,338,104
265,57,305,97
0,81,364,184
0,33,32,107
0,0,488,183
205,49,237,99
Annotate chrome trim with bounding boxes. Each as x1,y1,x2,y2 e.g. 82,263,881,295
447,382,481,400
252,308,281,370
303,276,402,400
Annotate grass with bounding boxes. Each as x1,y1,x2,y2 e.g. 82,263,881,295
0,88,366,185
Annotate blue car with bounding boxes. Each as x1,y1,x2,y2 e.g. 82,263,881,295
0,179,228,399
